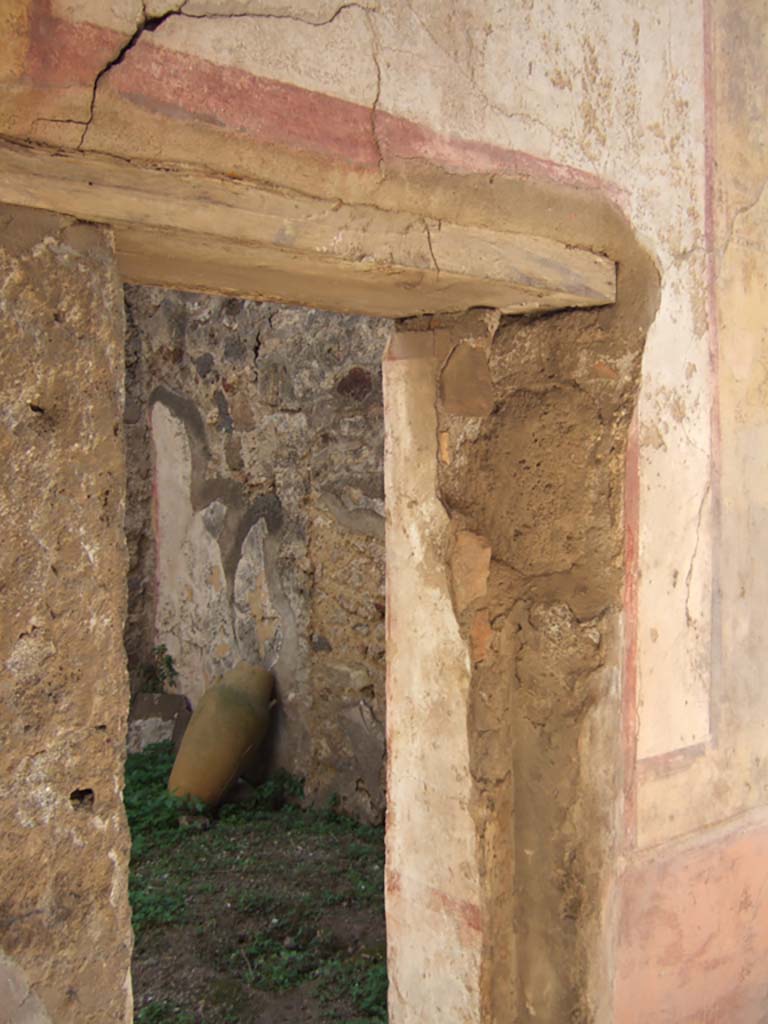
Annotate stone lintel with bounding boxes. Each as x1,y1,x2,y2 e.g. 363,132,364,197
0,139,615,318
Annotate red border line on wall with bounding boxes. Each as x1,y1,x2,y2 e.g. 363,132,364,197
25,0,628,203
702,0,723,751
621,414,640,849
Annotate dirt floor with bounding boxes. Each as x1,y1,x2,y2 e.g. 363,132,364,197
126,744,387,1024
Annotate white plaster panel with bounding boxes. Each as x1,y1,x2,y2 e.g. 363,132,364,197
636,262,713,759
151,402,236,705
233,519,282,669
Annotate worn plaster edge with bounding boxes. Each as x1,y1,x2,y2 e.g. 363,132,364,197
600,242,662,1024
382,346,482,1023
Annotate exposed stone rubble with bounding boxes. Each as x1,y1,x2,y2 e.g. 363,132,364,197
385,225,658,1019
124,287,390,822
126,692,191,753
431,297,653,1021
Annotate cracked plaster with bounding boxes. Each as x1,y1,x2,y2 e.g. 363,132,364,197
385,236,659,1020
45,3,714,715
42,0,380,148
4,1,768,1019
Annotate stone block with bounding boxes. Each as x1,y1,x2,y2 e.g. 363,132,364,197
0,203,131,1023
127,692,192,754
470,609,493,665
440,342,495,417
450,531,492,614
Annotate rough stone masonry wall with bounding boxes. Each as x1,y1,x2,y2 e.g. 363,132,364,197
385,206,659,1022
436,307,637,1022
0,204,132,1023
431,288,657,1020
124,287,390,822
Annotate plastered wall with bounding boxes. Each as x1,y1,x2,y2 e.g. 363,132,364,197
2,0,768,1021
613,6,768,1020
1,1,715,771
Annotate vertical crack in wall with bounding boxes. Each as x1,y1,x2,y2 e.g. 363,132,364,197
78,6,186,148
424,220,441,274
685,481,711,628
366,10,385,178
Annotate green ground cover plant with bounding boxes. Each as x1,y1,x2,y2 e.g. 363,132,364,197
126,743,387,1023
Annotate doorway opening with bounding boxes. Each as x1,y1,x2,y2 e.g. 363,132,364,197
121,284,392,1023
0,150,654,1023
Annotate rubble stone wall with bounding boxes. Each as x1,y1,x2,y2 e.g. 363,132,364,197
124,286,390,822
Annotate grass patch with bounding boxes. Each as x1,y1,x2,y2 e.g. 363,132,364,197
321,956,388,1023
135,1003,196,1024
127,742,387,1023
